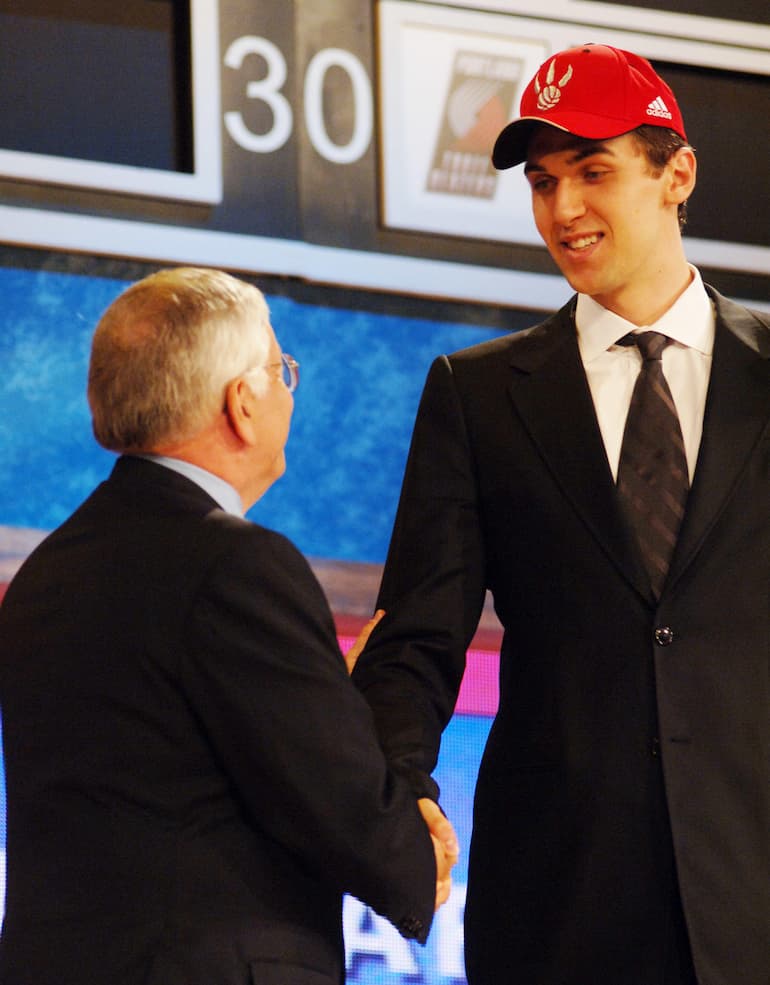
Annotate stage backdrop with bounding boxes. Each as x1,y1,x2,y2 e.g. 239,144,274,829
2,2,766,979
1,0,768,309
0,262,506,983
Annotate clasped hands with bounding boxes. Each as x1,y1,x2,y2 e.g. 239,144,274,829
346,610,460,911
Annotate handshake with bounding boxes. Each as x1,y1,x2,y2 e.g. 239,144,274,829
346,611,460,913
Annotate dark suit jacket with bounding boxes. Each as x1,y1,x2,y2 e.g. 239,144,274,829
354,289,770,985
0,456,435,985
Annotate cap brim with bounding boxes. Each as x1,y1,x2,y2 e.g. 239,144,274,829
492,118,560,170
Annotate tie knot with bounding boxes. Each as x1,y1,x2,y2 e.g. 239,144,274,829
620,331,671,362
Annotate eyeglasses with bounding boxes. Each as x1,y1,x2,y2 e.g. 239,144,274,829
276,352,299,393
241,352,299,394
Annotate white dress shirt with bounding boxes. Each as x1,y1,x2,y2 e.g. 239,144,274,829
575,267,714,483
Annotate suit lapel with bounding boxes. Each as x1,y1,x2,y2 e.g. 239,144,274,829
505,301,652,599
667,291,770,590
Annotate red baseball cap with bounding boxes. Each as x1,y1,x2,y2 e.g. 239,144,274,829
492,43,687,169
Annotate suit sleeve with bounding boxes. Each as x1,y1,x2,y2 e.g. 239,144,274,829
352,355,487,799
182,524,435,941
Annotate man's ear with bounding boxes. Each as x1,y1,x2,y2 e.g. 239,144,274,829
665,146,697,207
223,378,258,446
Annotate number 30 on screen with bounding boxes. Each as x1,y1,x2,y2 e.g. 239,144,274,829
224,35,373,165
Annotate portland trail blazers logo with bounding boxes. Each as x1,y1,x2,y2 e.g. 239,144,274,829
534,58,573,110
427,50,523,198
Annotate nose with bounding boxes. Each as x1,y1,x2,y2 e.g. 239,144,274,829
552,179,586,226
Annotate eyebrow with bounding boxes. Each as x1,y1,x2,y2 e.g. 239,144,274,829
524,142,615,174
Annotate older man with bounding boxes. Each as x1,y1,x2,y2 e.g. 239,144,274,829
0,267,455,985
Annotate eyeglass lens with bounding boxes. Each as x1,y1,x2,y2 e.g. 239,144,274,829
281,353,299,393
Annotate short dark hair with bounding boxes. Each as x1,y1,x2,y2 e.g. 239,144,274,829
631,125,692,229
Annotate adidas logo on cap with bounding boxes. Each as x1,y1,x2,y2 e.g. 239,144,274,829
646,96,672,120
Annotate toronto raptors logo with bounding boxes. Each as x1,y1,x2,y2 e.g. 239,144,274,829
534,58,573,110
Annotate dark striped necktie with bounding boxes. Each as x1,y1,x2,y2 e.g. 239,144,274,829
616,331,689,599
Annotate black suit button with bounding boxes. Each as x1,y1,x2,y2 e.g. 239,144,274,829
654,626,674,646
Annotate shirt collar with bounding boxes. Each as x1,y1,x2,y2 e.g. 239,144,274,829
139,455,244,516
576,265,714,363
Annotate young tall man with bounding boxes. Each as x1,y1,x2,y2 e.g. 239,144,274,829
353,44,769,985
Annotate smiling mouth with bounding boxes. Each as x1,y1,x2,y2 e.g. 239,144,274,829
563,233,602,251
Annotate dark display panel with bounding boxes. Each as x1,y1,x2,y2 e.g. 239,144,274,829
0,0,192,172
594,0,767,24
652,60,770,247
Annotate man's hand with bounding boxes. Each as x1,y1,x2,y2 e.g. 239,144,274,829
419,798,459,910
344,609,385,674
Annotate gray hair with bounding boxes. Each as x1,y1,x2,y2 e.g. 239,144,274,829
87,267,272,452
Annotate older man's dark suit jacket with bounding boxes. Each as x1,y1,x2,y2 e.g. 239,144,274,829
354,288,770,985
0,456,436,985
